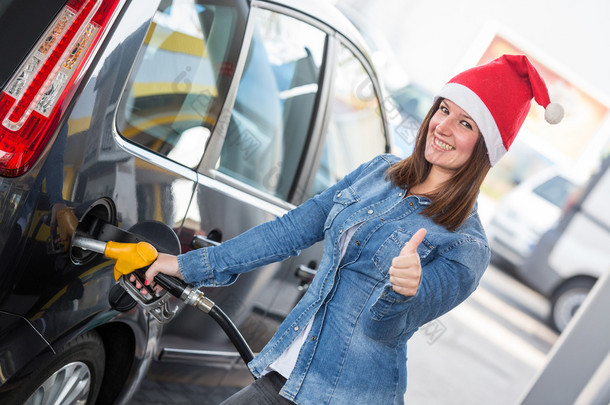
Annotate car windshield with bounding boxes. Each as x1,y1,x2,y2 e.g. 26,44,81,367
0,0,67,89
532,175,576,208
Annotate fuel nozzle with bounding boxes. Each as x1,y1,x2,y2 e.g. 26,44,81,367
72,235,158,281
73,235,203,302
72,235,178,323
72,235,213,319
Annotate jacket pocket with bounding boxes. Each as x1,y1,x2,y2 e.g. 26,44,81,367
372,229,434,279
323,187,359,232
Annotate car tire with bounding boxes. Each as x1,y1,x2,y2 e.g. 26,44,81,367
9,330,105,405
550,277,596,333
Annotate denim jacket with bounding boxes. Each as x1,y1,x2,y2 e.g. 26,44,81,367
179,154,490,405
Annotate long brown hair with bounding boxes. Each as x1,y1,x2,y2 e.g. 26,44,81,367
387,98,491,231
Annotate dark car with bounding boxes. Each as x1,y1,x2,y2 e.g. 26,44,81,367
0,0,392,403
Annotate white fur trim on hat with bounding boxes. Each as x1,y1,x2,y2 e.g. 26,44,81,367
436,82,506,166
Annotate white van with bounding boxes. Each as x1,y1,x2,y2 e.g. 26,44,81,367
486,166,580,271
518,157,610,332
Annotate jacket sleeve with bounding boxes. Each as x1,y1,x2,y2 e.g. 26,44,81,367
362,237,490,342
178,156,381,287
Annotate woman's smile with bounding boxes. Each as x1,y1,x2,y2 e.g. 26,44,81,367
432,136,455,151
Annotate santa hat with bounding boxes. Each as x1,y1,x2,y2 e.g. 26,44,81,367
436,54,564,166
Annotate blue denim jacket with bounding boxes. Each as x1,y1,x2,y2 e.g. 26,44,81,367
179,154,490,405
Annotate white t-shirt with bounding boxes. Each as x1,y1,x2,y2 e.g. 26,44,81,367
266,223,361,378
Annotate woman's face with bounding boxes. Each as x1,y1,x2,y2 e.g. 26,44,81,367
424,99,481,176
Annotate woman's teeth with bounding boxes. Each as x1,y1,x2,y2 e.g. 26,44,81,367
434,137,455,151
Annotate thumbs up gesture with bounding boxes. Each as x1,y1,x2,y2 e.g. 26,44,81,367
389,228,427,297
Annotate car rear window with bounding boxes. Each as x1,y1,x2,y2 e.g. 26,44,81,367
0,0,67,89
116,0,249,169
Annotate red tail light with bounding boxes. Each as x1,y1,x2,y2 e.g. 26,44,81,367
0,0,122,177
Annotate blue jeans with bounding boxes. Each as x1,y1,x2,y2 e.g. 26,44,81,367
220,372,294,404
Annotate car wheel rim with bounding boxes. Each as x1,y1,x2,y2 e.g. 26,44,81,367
25,361,91,405
554,288,589,332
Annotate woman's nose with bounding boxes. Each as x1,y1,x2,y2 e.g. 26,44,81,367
435,116,452,136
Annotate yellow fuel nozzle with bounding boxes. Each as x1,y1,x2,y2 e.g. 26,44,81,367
103,241,158,281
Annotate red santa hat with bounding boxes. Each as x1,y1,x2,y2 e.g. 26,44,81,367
436,54,564,166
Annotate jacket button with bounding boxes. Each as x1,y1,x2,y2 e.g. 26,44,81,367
312,336,317,341
294,326,300,332
337,192,342,197
368,209,373,214
355,240,361,246
409,201,414,207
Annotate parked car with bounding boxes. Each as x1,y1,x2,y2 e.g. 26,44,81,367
486,166,580,273
0,0,392,403
518,156,610,332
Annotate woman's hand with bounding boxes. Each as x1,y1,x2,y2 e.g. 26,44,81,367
129,253,181,295
389,228,426,297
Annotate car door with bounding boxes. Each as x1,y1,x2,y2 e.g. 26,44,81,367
132,2,330,382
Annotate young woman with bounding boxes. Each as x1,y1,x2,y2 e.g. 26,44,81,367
137,54,563,405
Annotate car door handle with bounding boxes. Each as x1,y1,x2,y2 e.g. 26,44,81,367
295,264,317,292
191,235,221,249
296,264,317,280
295,263,318,291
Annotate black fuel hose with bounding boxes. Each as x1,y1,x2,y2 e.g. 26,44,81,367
152,272,255,365
208,305,255,364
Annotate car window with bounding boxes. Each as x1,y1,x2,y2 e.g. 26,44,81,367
307,43,387,198
215,9,326,201
532,175,576,208
116,0,249,169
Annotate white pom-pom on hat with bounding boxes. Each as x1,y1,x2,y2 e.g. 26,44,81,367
545,102,564,124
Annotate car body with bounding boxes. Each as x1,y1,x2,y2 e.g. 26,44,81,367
486,166,579,272
519,157,610,332
0,0,392,403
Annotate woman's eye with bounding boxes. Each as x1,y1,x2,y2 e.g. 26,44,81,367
461,121,473,130
440,105,449,113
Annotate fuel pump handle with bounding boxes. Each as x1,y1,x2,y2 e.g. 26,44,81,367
72,235,179,322
104,240,158,281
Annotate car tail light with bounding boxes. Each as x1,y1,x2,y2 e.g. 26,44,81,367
0,0,122,177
